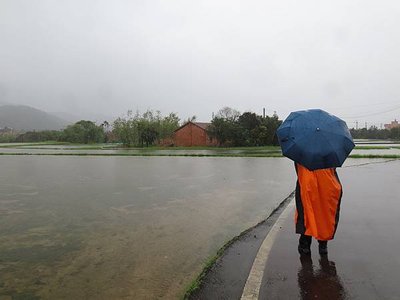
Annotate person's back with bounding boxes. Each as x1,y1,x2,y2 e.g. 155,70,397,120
295,163,343,255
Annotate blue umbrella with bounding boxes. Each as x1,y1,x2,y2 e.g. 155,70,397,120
276,109,355,170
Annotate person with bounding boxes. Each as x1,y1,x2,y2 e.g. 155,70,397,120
294,163,343,255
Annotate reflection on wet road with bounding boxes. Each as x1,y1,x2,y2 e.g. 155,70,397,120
298,254,347,300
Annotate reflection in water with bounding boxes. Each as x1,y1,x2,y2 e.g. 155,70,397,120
298,255,347,300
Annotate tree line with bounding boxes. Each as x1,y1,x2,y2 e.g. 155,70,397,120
14,120,106,144
207,107,282,146
9,108,399,146
4,107,282,146
112,110,180,146
7,110,180,146
350,126,400,140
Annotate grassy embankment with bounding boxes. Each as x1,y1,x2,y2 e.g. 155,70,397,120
181,192,294,299
0,141,68,148
1,143,400,159
181,220,259,299
0,142,279,151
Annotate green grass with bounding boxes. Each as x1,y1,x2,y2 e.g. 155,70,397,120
4,142,400,152
15,145,117,150
182,230,250,299
354,146,392,150
1,142,400,159
1,152,400,159
164,146,280,151
0,141,68,148
0,152,283,158
349,154,400,159
0,142,120,150
182,256,217,299
98,145,281,152
0,143,281,151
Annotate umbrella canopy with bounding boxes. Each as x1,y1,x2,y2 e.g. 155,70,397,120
276,109,355,170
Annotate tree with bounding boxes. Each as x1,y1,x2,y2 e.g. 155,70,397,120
390,127,400,140
112,110,180,147
216,107,240,122
187,115,197,123
207,117,232,146
208,108,282,146
238,112,261,146
112,111,140,147
15,130,62,142
159,112,180,141
137,111,160,147
350,127,391,140
261,114,282,145
207,107,242,146
62,120,105,144
138,122,158,147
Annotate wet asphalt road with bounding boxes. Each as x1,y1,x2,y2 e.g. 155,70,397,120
261,159,400,299
192,159,400,299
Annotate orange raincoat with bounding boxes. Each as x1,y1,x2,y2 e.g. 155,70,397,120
295,163,343,241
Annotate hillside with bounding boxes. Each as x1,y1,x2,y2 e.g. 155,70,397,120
0,105,69,131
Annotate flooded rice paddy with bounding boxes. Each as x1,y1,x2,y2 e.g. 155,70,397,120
0,155,296,299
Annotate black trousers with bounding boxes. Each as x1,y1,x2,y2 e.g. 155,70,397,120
299,234,327,246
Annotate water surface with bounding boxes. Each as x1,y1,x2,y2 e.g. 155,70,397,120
0,156,296,299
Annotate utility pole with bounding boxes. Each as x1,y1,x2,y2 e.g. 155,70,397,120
356,121,358,130
365,122,367,129
263,108,266,118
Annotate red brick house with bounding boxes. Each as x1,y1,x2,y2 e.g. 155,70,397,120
173,122,218,147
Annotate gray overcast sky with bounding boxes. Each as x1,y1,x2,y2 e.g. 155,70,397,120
1,0,400,127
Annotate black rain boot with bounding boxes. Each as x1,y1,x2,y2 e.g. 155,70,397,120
318,240,328,255
298,235,312,255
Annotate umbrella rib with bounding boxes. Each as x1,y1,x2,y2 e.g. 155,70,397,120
281,141,296,155
321,129,335,146
283,131,316,165
320,128,354,143
322,120,350,136
320,130,345,166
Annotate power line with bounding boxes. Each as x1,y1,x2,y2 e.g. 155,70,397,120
327,100,400,110
341,105,400,119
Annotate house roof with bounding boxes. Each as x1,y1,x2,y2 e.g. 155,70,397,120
174,121,211,132
193,122,211,130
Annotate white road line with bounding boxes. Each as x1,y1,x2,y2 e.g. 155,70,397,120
240,199,295,300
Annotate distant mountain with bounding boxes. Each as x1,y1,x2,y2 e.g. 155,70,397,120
51,111,82,124
0,105,70,131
